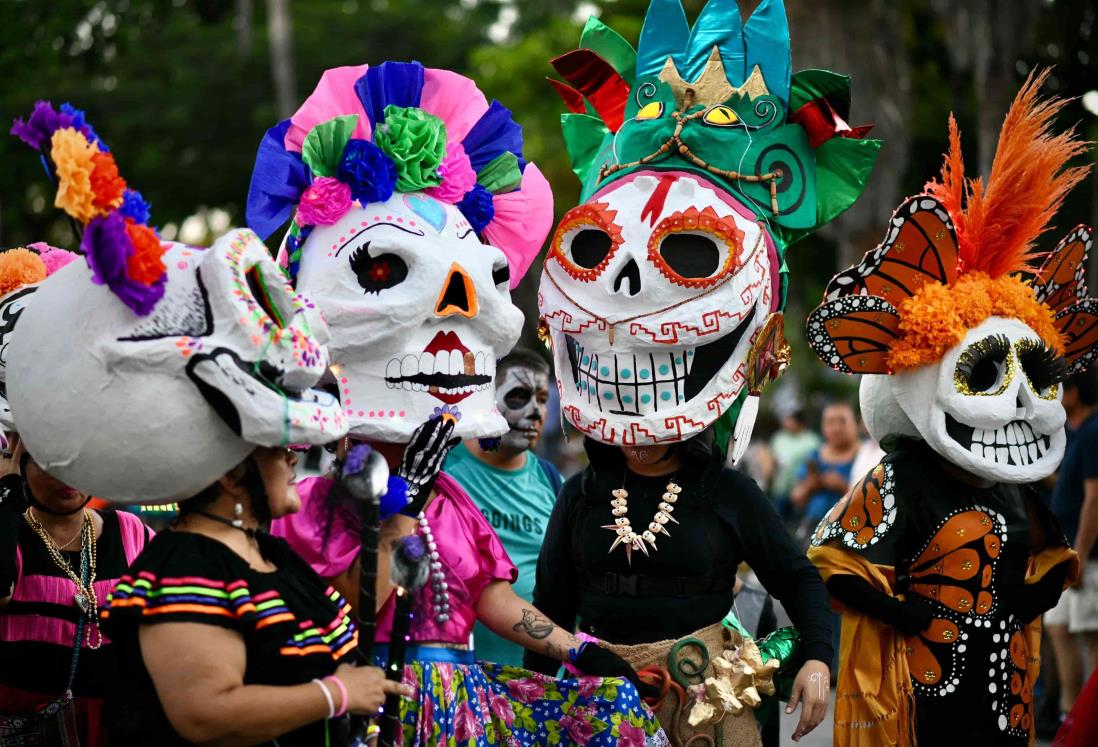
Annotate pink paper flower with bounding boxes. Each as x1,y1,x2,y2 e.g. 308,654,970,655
27,242,78,276
489,692,516,725
505,677,545,703
618,721,648,747
425,142,476,204
296,176,352,226
560,712,595,745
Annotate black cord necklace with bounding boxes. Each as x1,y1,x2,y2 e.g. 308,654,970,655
190,510,261,540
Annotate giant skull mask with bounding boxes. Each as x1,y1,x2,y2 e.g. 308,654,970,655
541,0,879,447
863,318,1068,483
246,61,553,444
294,192,523,441
541,172,777,444
8,230,345,503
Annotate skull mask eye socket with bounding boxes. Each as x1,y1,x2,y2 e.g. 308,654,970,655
954,333,1014,396
647,208,745,288
1016,338,1067,399
350,241,408,294
549,202,623,281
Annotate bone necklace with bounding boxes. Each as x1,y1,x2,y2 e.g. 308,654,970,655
603,479,681,564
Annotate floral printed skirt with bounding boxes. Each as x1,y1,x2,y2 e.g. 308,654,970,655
372,645,669,746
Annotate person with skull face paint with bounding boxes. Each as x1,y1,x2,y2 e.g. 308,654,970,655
3,102,408,747
444,348,562,667
805,71,1092,746
248,61,669,745
532,0,881,743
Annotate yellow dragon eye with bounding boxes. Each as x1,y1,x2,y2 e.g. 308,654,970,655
703,105,739,126
635,101,664,121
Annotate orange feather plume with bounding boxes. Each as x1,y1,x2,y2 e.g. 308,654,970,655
925,68,1091,279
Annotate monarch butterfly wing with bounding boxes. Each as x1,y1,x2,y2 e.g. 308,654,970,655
806,295,901,374
824,196,959,307
1034,226,1091,312
1055,299,1098,374
988,624,1036,739
812,462,898,550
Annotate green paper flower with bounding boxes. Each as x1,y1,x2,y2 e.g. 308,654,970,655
373,105,447,193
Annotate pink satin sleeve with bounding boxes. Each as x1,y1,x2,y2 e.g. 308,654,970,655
269,476,359,579
375,473,517,645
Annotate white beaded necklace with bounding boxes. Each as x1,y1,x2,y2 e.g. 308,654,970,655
416,512,450,624
602,478,681,564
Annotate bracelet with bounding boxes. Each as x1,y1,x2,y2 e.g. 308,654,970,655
325,674,349,718
311,678,335,719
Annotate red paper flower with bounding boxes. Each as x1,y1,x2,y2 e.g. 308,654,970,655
124,220,166,285
89,151,126,213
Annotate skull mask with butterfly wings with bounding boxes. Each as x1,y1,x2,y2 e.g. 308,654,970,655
807,72,1097,484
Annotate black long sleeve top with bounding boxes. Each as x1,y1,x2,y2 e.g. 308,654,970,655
524,441,833,673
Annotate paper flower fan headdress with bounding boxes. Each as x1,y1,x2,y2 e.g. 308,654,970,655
539,0,879,453
7,102,345,501
247,61,553,442
246,61,552,285
808,69,1096,484
11,101,165,315
550,0,880,247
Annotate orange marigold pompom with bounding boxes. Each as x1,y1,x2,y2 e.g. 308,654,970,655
887,273,1064,370
49,128,98,223
89,151,126,213
124,221,166,285
0,248,47,297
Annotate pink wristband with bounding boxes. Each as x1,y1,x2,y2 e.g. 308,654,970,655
325,675,349,717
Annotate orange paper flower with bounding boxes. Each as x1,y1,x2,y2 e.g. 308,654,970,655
49,128,98,223
124,220,166,285
90,151,126,213
0,248,47,296
888,273,1063,370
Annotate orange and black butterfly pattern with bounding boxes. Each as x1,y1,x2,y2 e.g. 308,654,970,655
1034,225,1090,314
1055,299,1098,374
824,196,959,306
987,617,1035,740
805,295,900,375
812,462,898,550
903,506,1008,697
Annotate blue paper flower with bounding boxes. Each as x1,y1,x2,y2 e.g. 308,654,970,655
379,475,411,520
59,103,106,151
457,184,495,234
478,436,501,452
120,189,152,224
337,139,397,206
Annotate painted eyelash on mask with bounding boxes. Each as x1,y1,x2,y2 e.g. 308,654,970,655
1016,338,1068,394
954,333,1012,395
349,241,408,295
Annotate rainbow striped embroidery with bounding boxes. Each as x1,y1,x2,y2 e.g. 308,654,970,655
105,576,357,661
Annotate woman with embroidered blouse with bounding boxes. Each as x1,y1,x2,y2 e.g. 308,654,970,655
103,447,410,746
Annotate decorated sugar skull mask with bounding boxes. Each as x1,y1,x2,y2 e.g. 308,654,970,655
540,0,879,449
247,62,553,443
9,231,345,502
0,244,79,430
808,73,1097,483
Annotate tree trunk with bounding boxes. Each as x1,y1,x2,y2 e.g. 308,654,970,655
236,0,253,58
266,0,297,119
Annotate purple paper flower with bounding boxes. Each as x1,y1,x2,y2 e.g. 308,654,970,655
457,184,495,234
82,210,164,316
336,139,396,206
11,100,103,151
432,404,462,421
120,189,151,224
342,443,373,476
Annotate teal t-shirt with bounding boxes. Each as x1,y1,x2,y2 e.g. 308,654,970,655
444,443,559,666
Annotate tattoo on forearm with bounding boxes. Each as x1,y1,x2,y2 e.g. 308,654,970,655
513,609,555,639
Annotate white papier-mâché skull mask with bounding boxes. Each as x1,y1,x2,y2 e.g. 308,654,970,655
861,316,1067,483
539,171,778,445
294,192,523,442
0,283,41,430
8,229,345,503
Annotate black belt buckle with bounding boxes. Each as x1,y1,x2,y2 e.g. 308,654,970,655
604,572,639,596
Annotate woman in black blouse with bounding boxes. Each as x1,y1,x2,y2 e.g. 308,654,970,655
525,434,833,743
